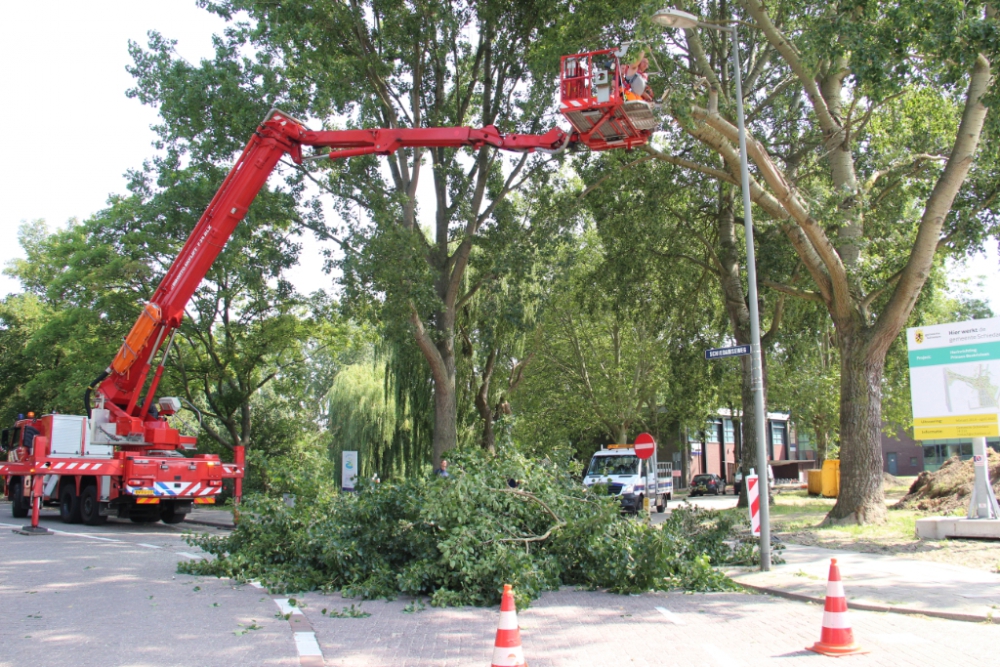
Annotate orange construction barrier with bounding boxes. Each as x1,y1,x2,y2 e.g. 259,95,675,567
807,558,867,656
491,584,527,667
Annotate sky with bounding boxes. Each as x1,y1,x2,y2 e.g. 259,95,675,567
0,0,335,297
0,1,997,314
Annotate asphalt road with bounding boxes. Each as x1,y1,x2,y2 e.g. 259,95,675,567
0,503,298,667
4,499,997,667
647,491,740,524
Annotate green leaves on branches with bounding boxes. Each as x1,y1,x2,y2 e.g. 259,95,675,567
179,445,750,606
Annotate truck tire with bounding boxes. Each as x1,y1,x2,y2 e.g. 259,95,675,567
60,484,82,524
160,503,186,524
10,480,28,519
80,486,107,526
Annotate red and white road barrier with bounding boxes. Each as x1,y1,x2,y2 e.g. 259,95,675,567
491,584,527,667
808,558,867,656
746,474,760,536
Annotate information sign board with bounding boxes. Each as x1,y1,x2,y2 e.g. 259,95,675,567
342,450,358,491
906,317,1000,439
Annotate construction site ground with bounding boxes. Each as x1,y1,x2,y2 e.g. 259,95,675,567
768,479,1000,573
2,501,999,667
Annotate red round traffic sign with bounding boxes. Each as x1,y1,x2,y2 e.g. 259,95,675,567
634,432,656,460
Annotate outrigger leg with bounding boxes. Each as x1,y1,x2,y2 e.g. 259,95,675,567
15,473,51,536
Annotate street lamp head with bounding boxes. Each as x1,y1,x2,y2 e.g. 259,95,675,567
651,8,700,29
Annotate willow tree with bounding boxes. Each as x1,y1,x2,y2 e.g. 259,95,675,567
643,0,999,523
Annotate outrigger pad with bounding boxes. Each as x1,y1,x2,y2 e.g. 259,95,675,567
14,525,52,536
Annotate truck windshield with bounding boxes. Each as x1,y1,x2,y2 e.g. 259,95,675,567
588,455,638,476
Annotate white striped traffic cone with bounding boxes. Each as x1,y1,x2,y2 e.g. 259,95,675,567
807,558,867,656
491,584,527,667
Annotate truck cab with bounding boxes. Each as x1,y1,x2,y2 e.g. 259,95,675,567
583,445,673,514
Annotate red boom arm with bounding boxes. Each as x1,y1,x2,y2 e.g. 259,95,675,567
95,111,574,437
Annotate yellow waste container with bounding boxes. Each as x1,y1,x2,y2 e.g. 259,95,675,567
821,459,840,498
807,469,823,496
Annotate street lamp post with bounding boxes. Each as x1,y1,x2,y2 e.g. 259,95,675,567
651,8,771,570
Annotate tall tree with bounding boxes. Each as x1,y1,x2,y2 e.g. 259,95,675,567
642,0,999,523
1,154,316,465
579,147,795,506
191,0,628,466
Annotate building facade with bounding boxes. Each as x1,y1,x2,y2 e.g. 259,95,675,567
880,429,925,476
663,411,817,487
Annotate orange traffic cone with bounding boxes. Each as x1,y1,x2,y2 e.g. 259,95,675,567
491,584,527,667
807,558,867,656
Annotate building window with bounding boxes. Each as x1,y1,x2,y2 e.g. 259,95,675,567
771,421,786,446
910,457,918,467
724,419,735,444
705,420,721,443
922,440,976,471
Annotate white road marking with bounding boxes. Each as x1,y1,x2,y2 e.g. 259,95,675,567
274,598,305,616
655,606,686,625
0,522,121,542
175,551,204,560
67,533,120,542
137,543,163,549
294,632,323,657
248,580,264,589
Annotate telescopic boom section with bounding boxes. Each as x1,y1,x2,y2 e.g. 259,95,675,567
97,112,576,432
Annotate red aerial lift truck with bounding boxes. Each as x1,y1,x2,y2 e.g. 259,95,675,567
1,49,654,531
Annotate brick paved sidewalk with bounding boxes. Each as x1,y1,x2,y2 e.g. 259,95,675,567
288,587,999,666
731,543,1000,622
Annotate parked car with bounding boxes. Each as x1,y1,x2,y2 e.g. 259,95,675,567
689,473,725,496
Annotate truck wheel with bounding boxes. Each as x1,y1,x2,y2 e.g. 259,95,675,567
60,484,82,524
10,480,28,519
130,509,159,523
160,503,186,524
80,486,107,526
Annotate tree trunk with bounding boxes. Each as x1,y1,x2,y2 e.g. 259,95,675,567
432,359,457,468
475,348,498,453
826,326,887,524
411,307,459,469
814,422,829,465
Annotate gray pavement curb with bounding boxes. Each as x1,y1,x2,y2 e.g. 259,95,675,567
734,579,1000,625
184,518,235,529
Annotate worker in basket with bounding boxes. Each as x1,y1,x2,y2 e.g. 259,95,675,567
622,50,654,102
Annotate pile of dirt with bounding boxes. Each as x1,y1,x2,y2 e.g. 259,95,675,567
893,451,1000,513
882,472,903,487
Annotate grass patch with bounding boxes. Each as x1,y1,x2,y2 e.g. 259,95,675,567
770,490,920,545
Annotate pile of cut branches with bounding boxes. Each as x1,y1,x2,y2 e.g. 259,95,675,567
180,446,757,606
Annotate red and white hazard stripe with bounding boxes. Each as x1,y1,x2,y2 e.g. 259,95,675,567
51,461,113,473
746,474,761,536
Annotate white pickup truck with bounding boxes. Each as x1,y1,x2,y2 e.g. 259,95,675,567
583,444,673,513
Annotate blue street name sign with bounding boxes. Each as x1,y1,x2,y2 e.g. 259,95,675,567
705,345,751,360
